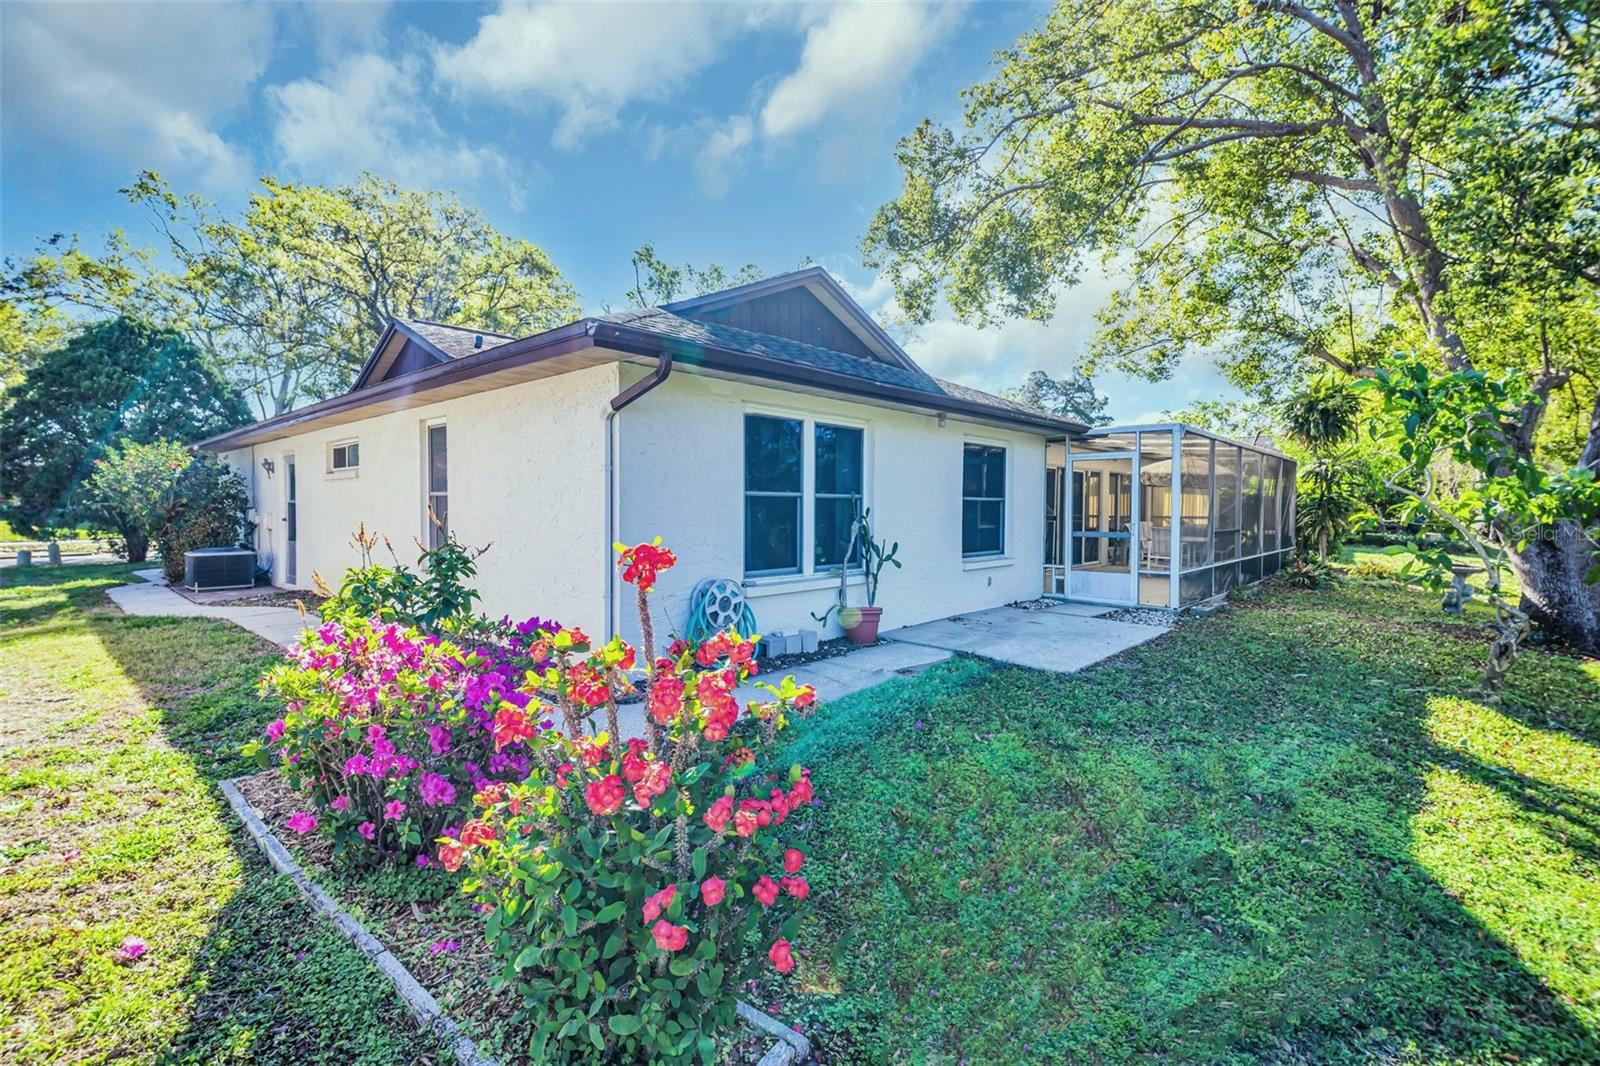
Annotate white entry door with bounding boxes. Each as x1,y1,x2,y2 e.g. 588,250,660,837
1067,454,1136,604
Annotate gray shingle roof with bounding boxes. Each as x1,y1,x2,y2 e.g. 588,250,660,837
596,306,1070,430
401,319,516,360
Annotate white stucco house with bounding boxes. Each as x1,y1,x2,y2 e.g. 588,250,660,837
199,267,1295,644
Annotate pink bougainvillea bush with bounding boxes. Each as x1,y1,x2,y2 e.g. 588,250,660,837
438,540,819,1063
247,614,559,862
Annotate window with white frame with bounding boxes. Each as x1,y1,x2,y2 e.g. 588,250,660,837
813,423,863,569
744,415,803,575
329,440,359,472
425,424,448,549
962,443,1006,556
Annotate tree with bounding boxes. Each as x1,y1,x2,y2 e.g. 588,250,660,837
1281,380,1364,559
152,454,250,585
1003,368,1112,424
0,317,249,537
3,172,581,416
84,439,193,563
864,0,1600,649
1280,379,1361,452
1365,358,1600,686
1161,399,1278,444
625,245,765,306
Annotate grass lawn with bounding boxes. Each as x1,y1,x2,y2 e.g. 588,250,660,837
0,564,440,1065
777,577,1600,1064
1337,543,1519,597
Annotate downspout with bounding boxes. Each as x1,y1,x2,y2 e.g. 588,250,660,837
603,348,674,642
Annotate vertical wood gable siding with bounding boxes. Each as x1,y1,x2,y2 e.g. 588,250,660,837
685,287,880,362
375,340,446,384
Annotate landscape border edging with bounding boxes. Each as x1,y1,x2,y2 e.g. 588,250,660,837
219,777,811,1066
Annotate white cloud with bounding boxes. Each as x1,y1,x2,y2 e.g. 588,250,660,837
694,117,755,199
268,53,524,201
290,0,394,61
433,1,795,149
759,1,962,140
0,1,272,190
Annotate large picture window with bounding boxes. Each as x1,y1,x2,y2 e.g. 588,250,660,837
814,423,863,569
744,415,803,575
962,443,1006,556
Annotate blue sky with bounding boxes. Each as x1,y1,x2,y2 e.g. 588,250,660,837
1,0,1240,421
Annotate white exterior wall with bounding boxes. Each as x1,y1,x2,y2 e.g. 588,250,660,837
218,363,619,633
614,368,1047,646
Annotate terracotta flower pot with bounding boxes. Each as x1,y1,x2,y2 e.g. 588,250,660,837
842,605,883,646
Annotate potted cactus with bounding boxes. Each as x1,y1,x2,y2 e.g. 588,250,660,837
815,510,900,646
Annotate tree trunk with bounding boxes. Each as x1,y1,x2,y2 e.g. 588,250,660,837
122,527,149,563
1508,520,1600,655
1506,391,1600,655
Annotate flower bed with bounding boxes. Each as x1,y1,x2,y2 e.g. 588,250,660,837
245,537,823,1063
229,769,809,1064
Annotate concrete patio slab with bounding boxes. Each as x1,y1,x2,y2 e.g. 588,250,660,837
883,602,1170,674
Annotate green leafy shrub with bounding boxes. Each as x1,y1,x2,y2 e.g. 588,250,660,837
85,439,192,563
250,615,553,863
1280,555,1335,589
316,525,485,632
153,455,249,583
1348,557,1404,582
251,530,561,863
439,541,819,1063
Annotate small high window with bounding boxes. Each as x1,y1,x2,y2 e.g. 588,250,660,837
329,441,359,471
962,443,1006,556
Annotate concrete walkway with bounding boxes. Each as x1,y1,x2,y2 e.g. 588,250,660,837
103,571,1166,734
106,571,317,649
883,601,1171,674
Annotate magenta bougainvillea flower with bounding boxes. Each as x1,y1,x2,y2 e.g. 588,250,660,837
418,772,456,808
117,936,147,963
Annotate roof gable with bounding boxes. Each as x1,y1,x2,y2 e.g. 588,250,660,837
662,267,921,373
351,319,516,390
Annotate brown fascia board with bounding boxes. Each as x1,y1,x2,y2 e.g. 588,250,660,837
198,316,1085,452
588,322,1087,436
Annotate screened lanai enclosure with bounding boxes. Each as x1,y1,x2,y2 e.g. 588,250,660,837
1043,425,1297,609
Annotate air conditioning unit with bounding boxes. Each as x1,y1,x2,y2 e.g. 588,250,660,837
184,548,257,591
